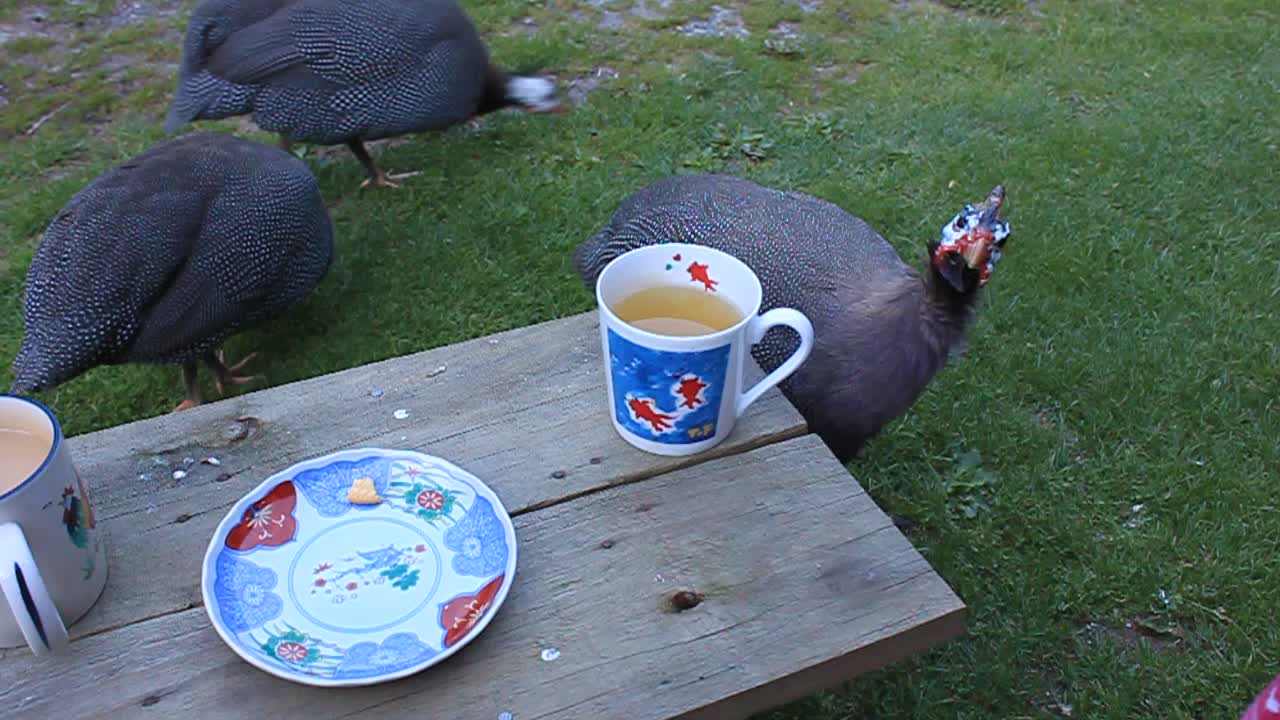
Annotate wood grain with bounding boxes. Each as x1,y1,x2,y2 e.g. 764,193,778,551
0,436,965,720
14,311,806,646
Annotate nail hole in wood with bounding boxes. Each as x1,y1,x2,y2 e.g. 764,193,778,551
589,456,604,465
174,513,193,524
599,539,615,549
670,590,704,612
141,695,161,707
214,473,232,483
550,469,567,479
636,502,655,513
222,416,260,442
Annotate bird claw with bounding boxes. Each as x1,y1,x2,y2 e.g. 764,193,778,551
212,351,259,396
359,171,421,189
173,398,200,412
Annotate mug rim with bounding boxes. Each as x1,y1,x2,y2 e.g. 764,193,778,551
594,243,762,344
0,394,63,502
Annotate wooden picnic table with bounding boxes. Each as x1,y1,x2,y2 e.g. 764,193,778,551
0,311,965,719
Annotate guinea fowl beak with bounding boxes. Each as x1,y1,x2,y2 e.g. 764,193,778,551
977,184,1006,226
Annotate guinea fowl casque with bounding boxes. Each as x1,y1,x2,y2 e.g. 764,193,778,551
572,174,1013,462
164,0,567,189
8,131,334,412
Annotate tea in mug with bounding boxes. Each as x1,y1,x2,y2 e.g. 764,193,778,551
611,285,743,337
0,425,51,493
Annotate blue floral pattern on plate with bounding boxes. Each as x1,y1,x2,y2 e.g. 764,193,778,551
214,552,283,632
203,448,518,687
443,496,509,578
292,456,393,517
332,632,438,680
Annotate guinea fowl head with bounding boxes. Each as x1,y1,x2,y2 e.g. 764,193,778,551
479,65,568,115
504,74,568,114
927,185,1011,295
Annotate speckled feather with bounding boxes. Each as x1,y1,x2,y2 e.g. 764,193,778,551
166,0,494,143
573,174,994,461
9,132,333,393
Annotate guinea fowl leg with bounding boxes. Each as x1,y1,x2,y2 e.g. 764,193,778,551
347,139,420,189
204,350,259,397
173,361,202,412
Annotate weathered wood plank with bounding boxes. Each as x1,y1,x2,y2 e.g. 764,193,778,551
17,311,805,647
0,435,965,720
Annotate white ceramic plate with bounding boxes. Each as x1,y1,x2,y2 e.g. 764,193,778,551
200,448,517,686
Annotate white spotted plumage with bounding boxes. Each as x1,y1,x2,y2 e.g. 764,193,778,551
8,132,333,395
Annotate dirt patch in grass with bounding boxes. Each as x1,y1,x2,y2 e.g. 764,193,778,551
1,0,192,138
677,5,750,39
567,66,621,106
1080,618,1185,654
575,0,671,32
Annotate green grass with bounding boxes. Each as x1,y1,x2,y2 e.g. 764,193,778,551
2,0,1278,717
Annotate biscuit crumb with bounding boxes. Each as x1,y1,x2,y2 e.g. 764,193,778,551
348,477,382,505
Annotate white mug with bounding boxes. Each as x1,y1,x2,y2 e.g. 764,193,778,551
594,243,815,456
0,395,108,654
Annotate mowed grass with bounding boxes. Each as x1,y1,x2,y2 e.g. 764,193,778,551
2,0,1278,717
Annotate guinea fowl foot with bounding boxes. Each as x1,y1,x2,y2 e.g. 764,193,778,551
206,350,260,397
346,138,418,190
173,362,201,412
359,170,421,189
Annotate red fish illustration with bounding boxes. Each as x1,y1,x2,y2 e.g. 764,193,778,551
687,261,718,291
676,375,708,409
628,397,676,433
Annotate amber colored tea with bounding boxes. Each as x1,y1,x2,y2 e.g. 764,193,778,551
0,426,52,494
611,285,744,337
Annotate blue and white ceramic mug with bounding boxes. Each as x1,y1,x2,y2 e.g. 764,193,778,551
0,395,108,654
594,243,815,456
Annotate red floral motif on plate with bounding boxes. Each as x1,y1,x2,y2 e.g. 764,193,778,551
225,481,298,551
440,574,505,648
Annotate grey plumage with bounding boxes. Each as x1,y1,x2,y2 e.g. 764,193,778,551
572,174,1012,461
165,0,565,187
9,131,334,410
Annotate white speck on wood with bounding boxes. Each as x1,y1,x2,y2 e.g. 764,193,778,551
171,470,187,480
540,648,560,662
393,409,410,420
426,364,447,378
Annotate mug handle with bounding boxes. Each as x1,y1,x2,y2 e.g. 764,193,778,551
736,308,815,417
0,523,70,655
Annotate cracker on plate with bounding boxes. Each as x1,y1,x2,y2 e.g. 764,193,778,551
348,477,382,505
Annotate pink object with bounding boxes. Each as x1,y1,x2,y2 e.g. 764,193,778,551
1242,674,1280,720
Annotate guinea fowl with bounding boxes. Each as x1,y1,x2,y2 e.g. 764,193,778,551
8,131,334,412
572,174,1012,462
164,0,566,189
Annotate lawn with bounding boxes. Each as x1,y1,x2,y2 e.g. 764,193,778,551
1,0,1277,716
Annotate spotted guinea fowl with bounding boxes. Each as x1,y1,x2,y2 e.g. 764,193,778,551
164,0,566,189
8,131,334,412
572,174,1012,462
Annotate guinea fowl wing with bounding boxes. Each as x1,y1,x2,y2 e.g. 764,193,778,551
203,0,489,128
11,168,208,391
121,167,334,364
